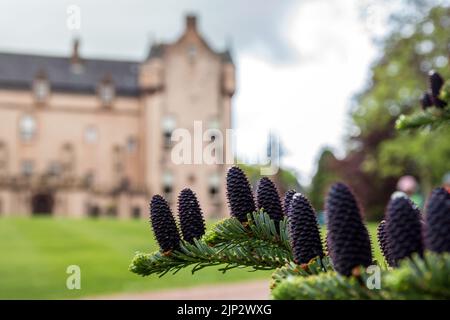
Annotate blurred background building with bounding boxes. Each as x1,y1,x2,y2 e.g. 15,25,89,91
0,15,235,218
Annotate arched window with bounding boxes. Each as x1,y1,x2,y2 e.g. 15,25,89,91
19,115,37,142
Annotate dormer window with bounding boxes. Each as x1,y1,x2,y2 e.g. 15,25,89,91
19,114,37,142
33,73,50,103
98,75,115,106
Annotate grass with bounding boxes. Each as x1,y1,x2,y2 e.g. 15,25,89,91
0,217,271,299
0,217,381,299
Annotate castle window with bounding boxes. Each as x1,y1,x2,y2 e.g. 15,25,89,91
162,116,176,149
98,75,115,106
21,160,33,177
19,115,37,142
208,172,220,199
84,126,98,144
162,171,174,200
99,83,114,105
33,73,50,103
127,137,137,153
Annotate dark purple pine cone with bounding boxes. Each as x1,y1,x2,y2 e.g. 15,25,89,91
288,193,324,264
424,187,450,253
283,189,296,215
385,196,423,266
226,166,256,222
177,188,206,243
420,92,433,110
377,220,392,266
150,195,181,252
256,177,284,223
325,182,373,276
429,70,444,97
429,70,447,108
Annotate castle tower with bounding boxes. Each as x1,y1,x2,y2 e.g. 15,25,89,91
140,15,235,218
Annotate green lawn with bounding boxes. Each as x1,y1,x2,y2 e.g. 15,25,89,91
0,217,271,299
0,217,381,299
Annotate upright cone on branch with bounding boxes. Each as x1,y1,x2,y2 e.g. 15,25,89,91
150,195,181,252
377,220,392,266
428,70,447,108
256,177,284,223
226,166,256,222
283,189,296,215
325,182,373,276
288,193,324,264
177,188,206,243
385,196,423,266
424,187,450,253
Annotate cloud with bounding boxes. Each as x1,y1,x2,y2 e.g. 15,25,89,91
234,0,378,184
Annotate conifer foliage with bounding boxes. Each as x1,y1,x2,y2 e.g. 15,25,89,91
132,167,450,300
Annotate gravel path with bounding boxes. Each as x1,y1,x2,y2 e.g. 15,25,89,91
89,280,270,300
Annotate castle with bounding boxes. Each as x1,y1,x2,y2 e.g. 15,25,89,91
0,15,235,219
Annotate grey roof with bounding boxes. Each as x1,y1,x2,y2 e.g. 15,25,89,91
0,52,140,96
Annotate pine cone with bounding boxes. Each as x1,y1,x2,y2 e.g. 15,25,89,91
288,193,324,264
226,166,256,222
424,187,450,253
177,188,206,243
325,182,373,276
149,195,181,252
377,220,392,266
429,70,444,97
420,92,433,110
283,189,296,215
385,196,423,266
429,70,447,108
256,177,284,223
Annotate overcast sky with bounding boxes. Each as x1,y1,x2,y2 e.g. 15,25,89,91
0,0,397,184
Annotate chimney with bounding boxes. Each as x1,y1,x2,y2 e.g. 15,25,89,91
71,38,81,65
186,15,197,31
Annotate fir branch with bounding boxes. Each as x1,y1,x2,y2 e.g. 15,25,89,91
129,211,293,277
271,256,332,289
271,267,385,300
383,252,450,299
395,108,450,130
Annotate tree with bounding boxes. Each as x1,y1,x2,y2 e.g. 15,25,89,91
310,5,450,220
